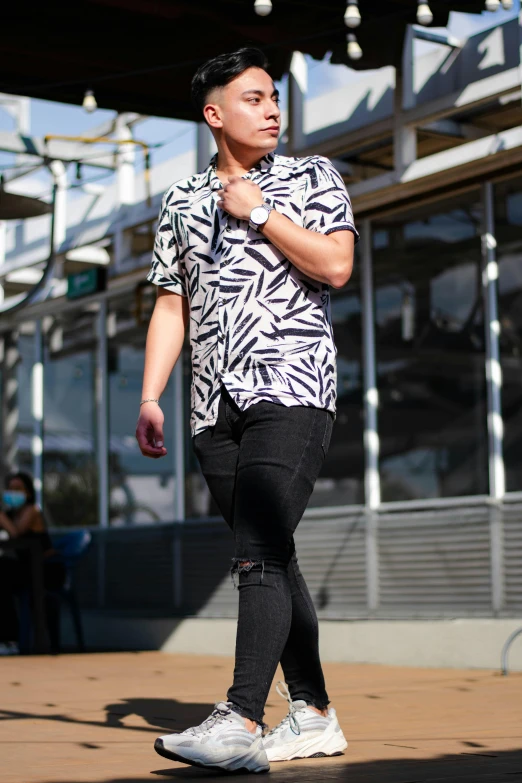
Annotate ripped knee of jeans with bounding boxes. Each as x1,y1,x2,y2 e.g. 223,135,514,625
230,558,265,588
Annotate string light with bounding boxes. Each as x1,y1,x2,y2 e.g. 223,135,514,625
485,0,500,9
417,1,433,25
254,0,272,16
82,89,97,113
501,0,513,9
344,0,361,28
347,33,363,60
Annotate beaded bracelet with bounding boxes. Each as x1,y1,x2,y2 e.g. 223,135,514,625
140,398,160,406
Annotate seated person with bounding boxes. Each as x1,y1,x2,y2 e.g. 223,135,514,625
0,471,65,654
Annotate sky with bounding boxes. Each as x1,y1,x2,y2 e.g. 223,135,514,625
0,2,519,191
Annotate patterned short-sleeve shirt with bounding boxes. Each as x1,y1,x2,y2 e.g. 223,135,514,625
147,152,359,436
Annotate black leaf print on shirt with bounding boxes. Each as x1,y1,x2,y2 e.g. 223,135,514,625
244,246,280,272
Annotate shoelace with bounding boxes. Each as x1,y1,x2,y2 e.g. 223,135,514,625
185,703,233,736
268,681,301,736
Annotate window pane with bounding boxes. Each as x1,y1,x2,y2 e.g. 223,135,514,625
309,258,364,507
43,308,99,527
108,291,176,524
496,175,522,492
373,190,488,501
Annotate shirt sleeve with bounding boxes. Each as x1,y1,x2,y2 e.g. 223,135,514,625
302,156,360,244
146,190,188,296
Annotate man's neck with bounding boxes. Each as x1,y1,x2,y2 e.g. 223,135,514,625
214,143,269,181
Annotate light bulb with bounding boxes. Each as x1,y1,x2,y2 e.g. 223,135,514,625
254,0,272,16
82,89,97,113
501,0,513,9
417,2,433,25
346,33,363,61
485,0,500,9
344,1,361,28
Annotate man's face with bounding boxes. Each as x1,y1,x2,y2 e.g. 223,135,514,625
205,67,281,153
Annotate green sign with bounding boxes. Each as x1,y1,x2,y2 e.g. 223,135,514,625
66,267,107,300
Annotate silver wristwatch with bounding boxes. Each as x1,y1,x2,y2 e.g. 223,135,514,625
249,201,273,231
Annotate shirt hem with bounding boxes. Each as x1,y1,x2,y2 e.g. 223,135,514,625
146,270,187,296
324,224,360,244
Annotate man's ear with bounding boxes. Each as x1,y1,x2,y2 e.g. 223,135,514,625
203,102,223,130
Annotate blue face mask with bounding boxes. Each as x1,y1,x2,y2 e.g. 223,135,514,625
3,490,27,509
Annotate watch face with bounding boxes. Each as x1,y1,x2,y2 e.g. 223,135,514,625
251,205,269,225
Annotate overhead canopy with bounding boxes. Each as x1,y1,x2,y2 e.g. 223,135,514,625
0,189,53,220
1,1,485,121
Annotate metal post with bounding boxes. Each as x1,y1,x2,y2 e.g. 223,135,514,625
116,117,135,206
197,123,214,172
288,51,307,154
361,218,380,613
31,320,44,508
482,181,505,614
172,352,185,609
173,355,185,522
96,300,109,528
394,60,416,176
361,219,380,510
482,181,505,501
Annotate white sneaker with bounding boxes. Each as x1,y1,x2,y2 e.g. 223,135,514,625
264,682,348,762
154,701,269,774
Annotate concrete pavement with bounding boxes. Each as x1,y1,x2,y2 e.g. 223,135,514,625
2,651,522,782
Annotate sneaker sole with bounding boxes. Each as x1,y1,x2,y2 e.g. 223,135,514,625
154,738,270,774
266,734,348,763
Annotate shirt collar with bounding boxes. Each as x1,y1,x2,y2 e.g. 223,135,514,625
206,152,275,191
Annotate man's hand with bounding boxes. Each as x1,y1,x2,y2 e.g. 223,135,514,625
135,401,168,459
217,176,264,221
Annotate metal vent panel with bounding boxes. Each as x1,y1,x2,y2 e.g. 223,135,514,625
378,507,491,614
503,502,522,610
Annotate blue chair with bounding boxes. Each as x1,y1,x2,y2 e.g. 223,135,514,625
46,530,92,653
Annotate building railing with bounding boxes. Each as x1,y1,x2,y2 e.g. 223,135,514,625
62,496,522,621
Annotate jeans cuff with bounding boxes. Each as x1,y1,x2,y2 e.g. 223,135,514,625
228,702,267,729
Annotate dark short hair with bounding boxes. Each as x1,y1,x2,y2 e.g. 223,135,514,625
191,47,269,116
5,470,36,505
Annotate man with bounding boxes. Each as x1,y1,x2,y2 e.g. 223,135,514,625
136,47,359,774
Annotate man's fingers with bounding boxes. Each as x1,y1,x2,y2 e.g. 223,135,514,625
154,425,164,448
136,417,167,458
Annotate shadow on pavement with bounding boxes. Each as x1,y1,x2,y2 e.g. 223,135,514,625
0,699,215,736
37,747,522,782
104,698,216,732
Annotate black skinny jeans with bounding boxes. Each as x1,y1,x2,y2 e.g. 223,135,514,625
193,385,334,724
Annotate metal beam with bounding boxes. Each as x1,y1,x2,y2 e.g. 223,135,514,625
0,130,116,170
298,66,520,164
351,124,522,214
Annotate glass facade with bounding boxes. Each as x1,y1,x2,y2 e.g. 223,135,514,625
496,174,522,493
42,307,99,527
373,190,489,501
310,255,364,506
6,173,522,524
108,292,177,524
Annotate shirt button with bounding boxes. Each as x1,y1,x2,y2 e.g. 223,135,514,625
226,226,232,232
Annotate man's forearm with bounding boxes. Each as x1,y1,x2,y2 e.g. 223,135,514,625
259,210,354,289
142,293,188,401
